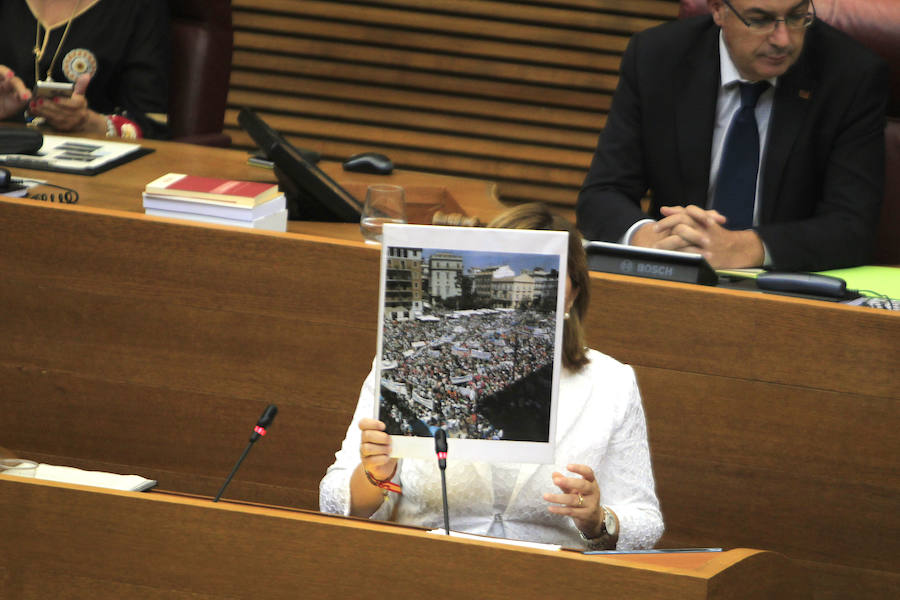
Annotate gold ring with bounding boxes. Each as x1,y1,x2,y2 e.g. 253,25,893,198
577,493,584,507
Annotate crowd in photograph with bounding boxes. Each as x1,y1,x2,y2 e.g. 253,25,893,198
379,308,555,440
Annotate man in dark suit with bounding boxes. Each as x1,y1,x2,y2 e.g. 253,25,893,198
576,0,888,271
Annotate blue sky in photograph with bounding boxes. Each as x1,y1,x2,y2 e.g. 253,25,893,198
423,248,559,274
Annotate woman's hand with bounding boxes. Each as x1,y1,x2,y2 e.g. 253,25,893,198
28,74,106,135
349,418,399,517
543,463,605,538
0,66,31,120
358,418,397,481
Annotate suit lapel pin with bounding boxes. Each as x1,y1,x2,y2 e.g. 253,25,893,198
798,89,811,100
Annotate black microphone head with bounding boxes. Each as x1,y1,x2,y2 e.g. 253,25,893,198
434,428,447,453
250,404,278,442
434,428,447,471
257,404,278,428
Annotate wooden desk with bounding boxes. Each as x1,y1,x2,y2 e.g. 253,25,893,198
0,477,809,599
1,138,895,599
587,275,899,600
17,136,507,235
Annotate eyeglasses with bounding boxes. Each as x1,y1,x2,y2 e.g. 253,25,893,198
722,0,816,33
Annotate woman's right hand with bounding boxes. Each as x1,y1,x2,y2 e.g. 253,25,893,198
0,67,31,120
358,418,397,480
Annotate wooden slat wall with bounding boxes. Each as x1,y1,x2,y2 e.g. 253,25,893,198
225,0,681,211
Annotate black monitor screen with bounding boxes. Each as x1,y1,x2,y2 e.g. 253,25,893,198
238,108,360,222
268,141,362,222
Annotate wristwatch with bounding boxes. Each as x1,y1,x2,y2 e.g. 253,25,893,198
580,505,618,549
600,505,618,537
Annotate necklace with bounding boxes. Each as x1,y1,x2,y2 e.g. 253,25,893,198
33,0,82,83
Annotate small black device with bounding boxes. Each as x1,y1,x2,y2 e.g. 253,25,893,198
0,127,43,155
213,404,278,503
756,272,853,299
342,152,393,175
0,167,27,197
585,241,719,286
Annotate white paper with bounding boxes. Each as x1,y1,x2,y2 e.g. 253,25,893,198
376,224,568,464
34,464,157,492
426,529,561,551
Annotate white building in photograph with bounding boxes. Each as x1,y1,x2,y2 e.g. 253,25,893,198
492,271,535,309
525,268,559,309
428,252,463,300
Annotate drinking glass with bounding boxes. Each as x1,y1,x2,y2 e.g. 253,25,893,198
360,184,407,243
0,458,38,478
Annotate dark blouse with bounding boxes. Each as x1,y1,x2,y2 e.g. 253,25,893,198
0,0,170,138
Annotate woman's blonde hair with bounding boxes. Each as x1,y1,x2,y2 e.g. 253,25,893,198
434,203,590,370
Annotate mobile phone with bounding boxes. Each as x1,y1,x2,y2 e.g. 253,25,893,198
34,81,74,99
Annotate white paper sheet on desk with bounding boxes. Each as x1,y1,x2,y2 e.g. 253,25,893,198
427,529,561,551
35,464,157,492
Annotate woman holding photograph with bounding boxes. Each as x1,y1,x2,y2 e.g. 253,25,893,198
319,203,663,550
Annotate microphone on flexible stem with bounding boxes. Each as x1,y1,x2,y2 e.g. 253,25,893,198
214,404,278,503
434,428,450,535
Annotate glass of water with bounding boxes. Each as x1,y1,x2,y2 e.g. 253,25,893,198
360,184,407,243
0,458,38,477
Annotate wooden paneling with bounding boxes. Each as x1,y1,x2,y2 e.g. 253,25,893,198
0,138,504,507
0,480,810,599
225,0,681,209
583,273,900,599
0,200,379,507
2,136,897,598
2,197,897,598
638,369,898,569
585,274,898,397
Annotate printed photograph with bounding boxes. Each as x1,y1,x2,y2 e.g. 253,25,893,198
378,245,561,443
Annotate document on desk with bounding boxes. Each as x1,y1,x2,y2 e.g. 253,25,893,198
0,135,152,175
715,267,765,280
427,529,561,551
32,463,157,491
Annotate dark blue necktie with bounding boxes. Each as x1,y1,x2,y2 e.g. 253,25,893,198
713,81,769,230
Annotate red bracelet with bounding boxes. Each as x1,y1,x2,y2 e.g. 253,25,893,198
107,114,142,139
364,464,402,494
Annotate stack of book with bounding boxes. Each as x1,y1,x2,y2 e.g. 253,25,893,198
142,173,288,231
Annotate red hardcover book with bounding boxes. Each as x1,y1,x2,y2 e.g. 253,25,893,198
145,173,281,207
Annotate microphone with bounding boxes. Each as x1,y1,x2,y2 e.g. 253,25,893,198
435,428,447,468
251,404,278,441
214,404,278,503
434,428,450,535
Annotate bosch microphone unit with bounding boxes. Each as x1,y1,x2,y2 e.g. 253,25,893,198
585,241,718,286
